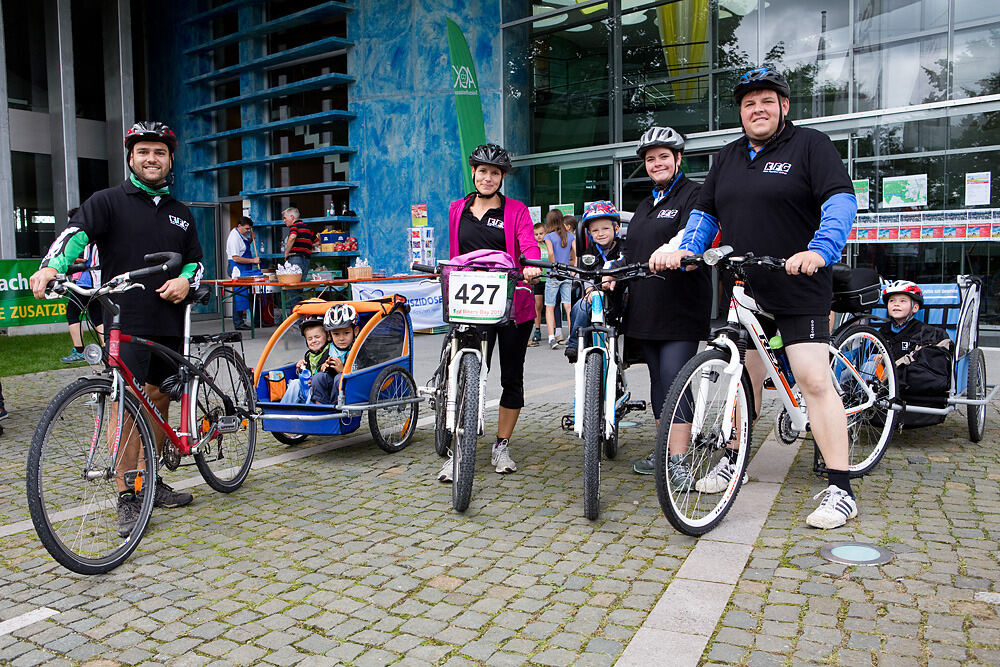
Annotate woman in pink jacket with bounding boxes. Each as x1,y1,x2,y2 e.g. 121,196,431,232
440,143,542,482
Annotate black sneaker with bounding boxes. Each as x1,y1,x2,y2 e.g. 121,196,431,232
146,478,193,508
117,494,141,538
632,452,655,475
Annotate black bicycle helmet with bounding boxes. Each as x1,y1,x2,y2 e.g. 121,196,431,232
125,121,178,155
733,67,790,103
469,143,512,173
636,126,685,157
298,314,325,335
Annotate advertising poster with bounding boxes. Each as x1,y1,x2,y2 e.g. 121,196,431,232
0,260,68,327
898,225,921,240
965,172,991,207
528,206,542,225
967,224,990,239
410,204,428,227
992,225,1000,239
921,225,943,239
942,226,966,240
852,179,870,210
855,227,877,241
877,226,898,241
882,174,928,208
551,203,575,217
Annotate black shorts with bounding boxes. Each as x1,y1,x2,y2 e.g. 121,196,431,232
533,281,545,296
66,298,103,326
117,335,183,387
760,314,830,346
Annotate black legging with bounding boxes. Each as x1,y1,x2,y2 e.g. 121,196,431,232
485,320,534,410
633,339,699,420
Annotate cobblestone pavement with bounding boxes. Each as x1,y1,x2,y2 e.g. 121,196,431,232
0,356,997,666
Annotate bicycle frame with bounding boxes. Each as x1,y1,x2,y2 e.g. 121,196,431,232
572,291,621,441
443,326,489,436
699,281,878,441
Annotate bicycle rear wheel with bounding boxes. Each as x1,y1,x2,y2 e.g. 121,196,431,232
831,325,897,477
26,377,157,574
193,346,257,493
368,364,419,453
654,350,751,536
582,351,603,520
967,347,986,442
452,354,480,513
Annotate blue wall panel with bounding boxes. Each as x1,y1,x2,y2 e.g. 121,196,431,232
349,1,503,274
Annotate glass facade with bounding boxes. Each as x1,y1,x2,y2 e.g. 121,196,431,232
503,0,1000,332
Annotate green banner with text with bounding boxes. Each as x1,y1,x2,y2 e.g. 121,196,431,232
446,18,487,196
0,260,67,327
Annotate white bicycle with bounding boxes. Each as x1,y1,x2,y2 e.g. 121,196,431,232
654,246,897,536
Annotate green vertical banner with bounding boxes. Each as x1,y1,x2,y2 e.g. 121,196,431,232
0,260,67,326
446,18,487,195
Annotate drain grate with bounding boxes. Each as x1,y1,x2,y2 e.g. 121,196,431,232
819,542,894,566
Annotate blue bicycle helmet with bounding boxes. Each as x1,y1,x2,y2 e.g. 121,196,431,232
581,201,620,225
733,67,790,103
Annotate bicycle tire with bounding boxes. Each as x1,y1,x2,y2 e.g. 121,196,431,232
966,347,986,442
27,377,157,574
654,350,751,536
582,352,603,520
452,355,480,513
193,346,257,493
433,341,452,457
830,325,897,478
368,364,419,453
272,431,308,446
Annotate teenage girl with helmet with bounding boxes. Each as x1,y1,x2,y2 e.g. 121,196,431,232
662,67,861,529
621,127,712,477
30,120,204,535
439,143,542,482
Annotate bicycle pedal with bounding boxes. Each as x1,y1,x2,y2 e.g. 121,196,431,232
216,415,240,434
561,415,574,430
122,469,145,494
624,400,646,411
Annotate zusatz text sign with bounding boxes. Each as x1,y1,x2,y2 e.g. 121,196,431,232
446,271,510,323
0,260,67,326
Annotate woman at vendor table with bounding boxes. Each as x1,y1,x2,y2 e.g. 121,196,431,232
226,216,262,330
438,143,542,483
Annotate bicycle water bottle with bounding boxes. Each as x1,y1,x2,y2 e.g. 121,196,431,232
769,335,795,386
298,368,312,402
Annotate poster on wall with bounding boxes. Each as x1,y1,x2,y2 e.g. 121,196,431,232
0,260,68,327
852,179,870,210
528,206,542,225
965,172,991,207
410,204,428,227
882,174,928,208
552,204,575,217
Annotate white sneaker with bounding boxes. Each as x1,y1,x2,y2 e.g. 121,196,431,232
806,485,858,529
491,440,517,474
695,456,737,494
438,455,453,483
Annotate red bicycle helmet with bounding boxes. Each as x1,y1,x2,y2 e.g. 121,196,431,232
882,280,923,306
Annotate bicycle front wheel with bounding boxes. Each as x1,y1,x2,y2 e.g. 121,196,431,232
26,377,157,574
582,351,603,520
452,354,481,513
831,325,897,477
654,350,751,536
193,346,257,493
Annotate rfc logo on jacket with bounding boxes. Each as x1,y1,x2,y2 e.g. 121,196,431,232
168,215,190,231
762,161,793,175
656,209,679,219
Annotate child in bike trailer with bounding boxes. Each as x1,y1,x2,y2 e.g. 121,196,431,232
877,281,952,428
565,201,624,364
281,305,359,405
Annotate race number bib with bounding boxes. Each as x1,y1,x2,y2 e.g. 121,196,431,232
447,271,509,323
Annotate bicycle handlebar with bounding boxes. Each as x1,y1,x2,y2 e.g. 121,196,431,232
410,263,438,274
411,261,524,281
520,255,659,283
46,252,184,298
679,246,786,271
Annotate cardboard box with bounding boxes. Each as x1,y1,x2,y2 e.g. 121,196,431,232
320,232,348,244
348,266,373,280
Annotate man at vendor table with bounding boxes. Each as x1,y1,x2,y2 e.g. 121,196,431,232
227,216,262,330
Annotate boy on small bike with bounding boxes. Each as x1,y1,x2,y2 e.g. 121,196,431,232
565,201,624,364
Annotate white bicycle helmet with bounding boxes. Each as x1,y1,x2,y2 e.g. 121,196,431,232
882,280,923,306
324,304,359,330
637,126,685,157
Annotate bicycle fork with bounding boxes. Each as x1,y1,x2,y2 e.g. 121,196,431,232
445,340,488,436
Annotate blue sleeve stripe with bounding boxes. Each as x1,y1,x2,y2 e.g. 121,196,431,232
679,209,719,253
809,192,857,266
